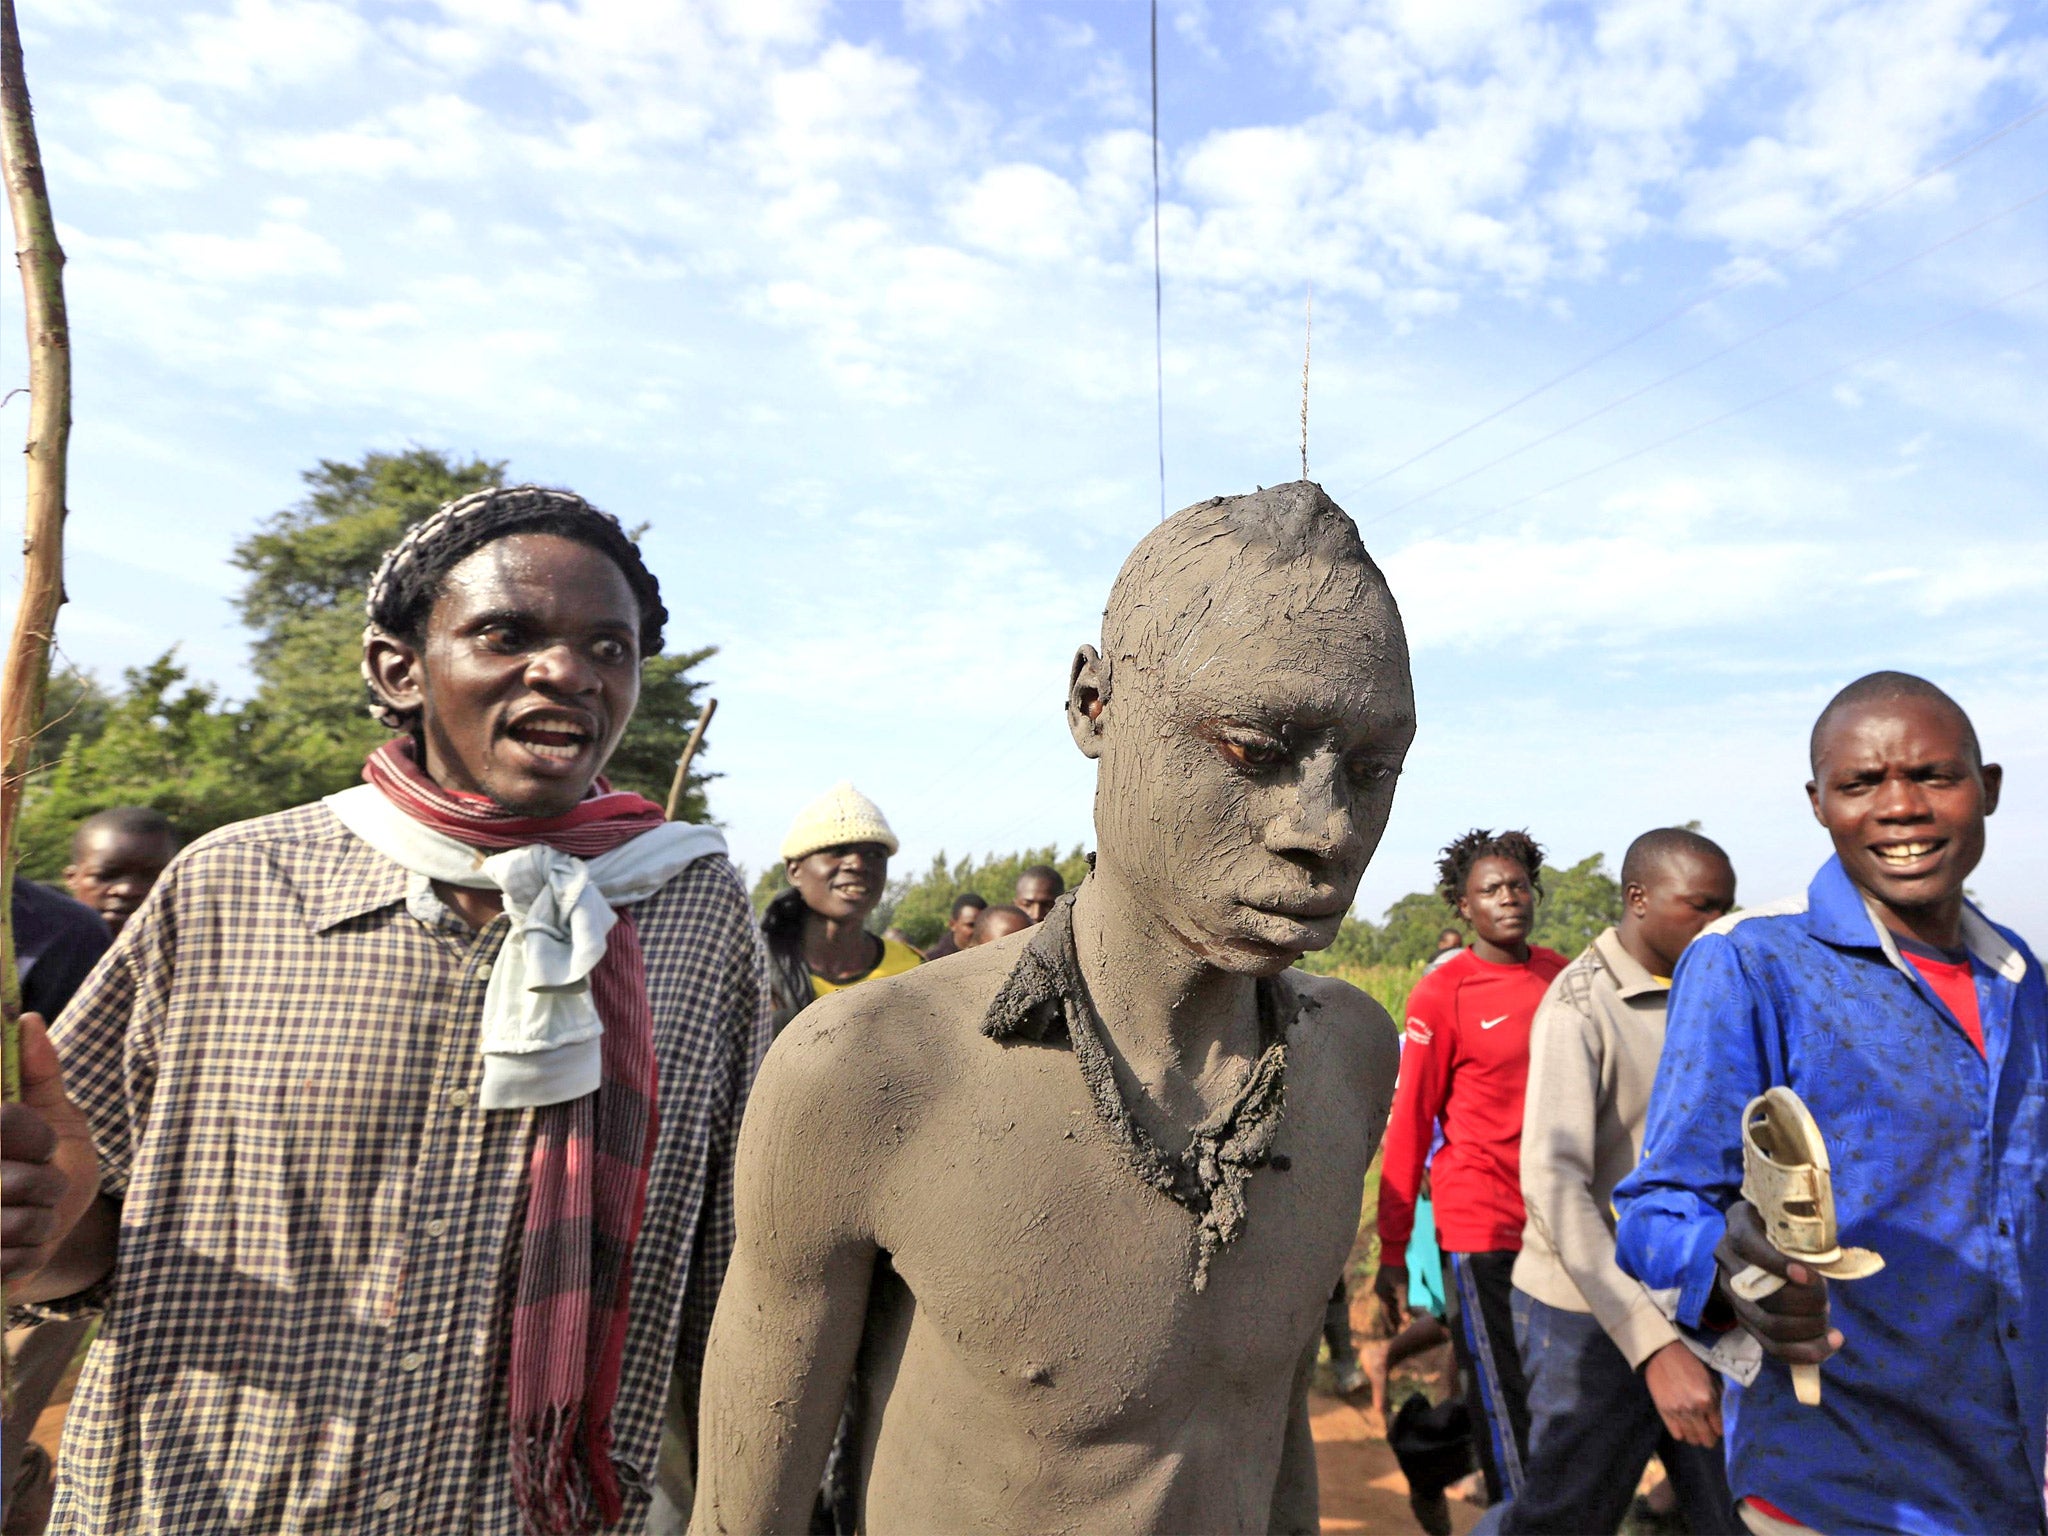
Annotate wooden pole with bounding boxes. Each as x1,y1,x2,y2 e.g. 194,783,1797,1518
664,697,716,821
0,0,73,1406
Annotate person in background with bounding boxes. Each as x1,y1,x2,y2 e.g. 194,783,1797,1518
62,809,176,939
967,903,1031,947
1617,673,2048,1536
3,877,111,1533
1375,829,1567,1511
759,782,920,1034
1483,828,1741,1536
1013,864,1064,926
924,892,986,959
1426,925,1466,973
0,486,770,1534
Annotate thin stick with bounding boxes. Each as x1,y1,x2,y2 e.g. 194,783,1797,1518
664,697,717,822
1299,281,1312,482
0,0,73,1408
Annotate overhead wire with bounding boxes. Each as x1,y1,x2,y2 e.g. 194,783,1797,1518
1414,272,2048,548
1357,95,2048,493
1363,179,2048,527
1150,0,1165,522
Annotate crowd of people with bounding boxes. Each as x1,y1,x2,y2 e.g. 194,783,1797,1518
0,481,2040,1536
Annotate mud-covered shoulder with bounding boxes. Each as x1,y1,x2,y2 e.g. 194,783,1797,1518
1286,970,1401,1088
754,936,1030,1147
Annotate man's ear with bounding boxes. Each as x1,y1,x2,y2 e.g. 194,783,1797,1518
1067,645,1109,760
1982,761,2003,816
1805,778,1824,827
1625,881,1649,917
364,632,427,719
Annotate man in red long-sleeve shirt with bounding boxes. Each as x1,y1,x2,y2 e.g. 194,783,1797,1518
1376,828,1566,1510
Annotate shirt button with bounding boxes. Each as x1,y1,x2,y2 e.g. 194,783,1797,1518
374,1491,400,1512
2008,1323,2021,1340
401,1351,425,1372
1999,1218,2011,1236
476,961,493,981
447,1088,472,1109
424,1218,448,1238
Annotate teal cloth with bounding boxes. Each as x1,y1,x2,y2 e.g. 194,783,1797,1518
1406,1196,1446,1317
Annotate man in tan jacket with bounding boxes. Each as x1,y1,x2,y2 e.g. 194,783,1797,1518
1486,828,1742,1535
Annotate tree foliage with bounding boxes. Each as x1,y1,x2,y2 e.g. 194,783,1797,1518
1303,852,1623,973
17,448,717,877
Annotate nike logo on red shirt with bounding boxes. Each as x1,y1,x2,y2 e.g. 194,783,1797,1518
1479,1015,1508,1029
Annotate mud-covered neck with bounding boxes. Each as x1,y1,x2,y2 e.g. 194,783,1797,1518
985,889,1294,1290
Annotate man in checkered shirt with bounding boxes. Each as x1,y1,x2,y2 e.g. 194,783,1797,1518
0,488,770,1534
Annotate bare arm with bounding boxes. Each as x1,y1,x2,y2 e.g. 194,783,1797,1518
1267,1333,1321,1535
690,1011,890,1535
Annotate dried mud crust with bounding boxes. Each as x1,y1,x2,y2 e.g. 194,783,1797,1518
984,892,1294,1290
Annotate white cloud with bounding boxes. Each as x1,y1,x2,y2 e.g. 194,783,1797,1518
904,0,997,34
163,0,369,93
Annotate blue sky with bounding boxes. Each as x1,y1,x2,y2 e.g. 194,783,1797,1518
6,0,2047,931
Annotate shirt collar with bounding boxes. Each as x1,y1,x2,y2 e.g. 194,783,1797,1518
302,808,413,933
1806,853,2027,985
1593,926,1666,999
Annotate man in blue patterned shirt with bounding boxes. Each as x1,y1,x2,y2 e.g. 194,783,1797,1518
1616,671,2048,1536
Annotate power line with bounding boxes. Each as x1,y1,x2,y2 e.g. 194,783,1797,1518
1358,95,2048,493
1150,0,1165,523
1365,179,2048,526
1418,272,2048,546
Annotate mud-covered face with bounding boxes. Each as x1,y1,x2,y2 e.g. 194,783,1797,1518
1073,558,1414,976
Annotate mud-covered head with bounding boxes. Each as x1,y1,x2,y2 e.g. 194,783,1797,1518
1068,482,1415,975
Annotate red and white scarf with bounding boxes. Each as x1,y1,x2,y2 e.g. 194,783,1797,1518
351,741,697,1533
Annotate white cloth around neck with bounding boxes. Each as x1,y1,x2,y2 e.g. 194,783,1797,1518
324,784,727,1109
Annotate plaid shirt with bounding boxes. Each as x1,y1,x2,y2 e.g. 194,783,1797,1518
37,802,770,1535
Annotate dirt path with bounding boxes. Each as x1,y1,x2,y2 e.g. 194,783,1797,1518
1311,1388,1482,1536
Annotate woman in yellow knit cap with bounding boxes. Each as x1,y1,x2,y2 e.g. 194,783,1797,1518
761,782,921,1034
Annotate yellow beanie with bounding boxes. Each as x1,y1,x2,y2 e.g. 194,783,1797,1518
779,781,900,862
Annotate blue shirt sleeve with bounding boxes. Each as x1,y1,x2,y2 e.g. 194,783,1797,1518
1615,928,1774,1326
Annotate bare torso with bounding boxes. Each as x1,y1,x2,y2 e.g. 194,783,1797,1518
692,929,1399,1534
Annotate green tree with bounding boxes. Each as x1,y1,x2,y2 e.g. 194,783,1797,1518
1530,852,1622,958
883,846,1092,947
15,653,272,878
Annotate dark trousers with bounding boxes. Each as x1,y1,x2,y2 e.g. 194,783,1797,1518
1449,1250,1529,1505
1499,1288,1742,1536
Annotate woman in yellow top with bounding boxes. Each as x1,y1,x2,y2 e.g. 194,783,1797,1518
761,781,921,1033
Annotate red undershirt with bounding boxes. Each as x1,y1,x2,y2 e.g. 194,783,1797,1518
1897,936,1984,1057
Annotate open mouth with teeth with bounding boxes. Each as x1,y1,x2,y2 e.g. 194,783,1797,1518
1873,839,1944,868
505,717,596,764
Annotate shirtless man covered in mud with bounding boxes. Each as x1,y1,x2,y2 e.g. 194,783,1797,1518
692,483,1416,1534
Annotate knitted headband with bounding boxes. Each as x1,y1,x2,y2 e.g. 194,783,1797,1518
359,485,667,730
